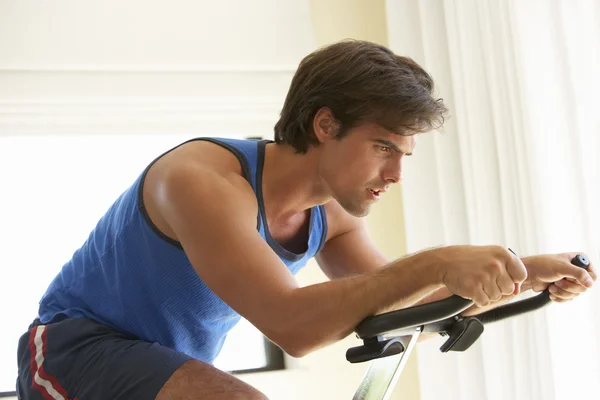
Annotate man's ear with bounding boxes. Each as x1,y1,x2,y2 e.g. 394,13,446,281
312,107,339,144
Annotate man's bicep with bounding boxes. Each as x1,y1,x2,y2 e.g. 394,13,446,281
155,164,298,340
316,221,391,280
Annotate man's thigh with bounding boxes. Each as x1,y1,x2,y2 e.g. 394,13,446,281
156,360,268,400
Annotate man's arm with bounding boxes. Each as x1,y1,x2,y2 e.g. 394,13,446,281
313,212,526,344
152,161,445,358
314,207,594,321
314,203,523,317
316,202,450,312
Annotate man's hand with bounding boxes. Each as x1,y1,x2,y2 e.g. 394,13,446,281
435,245,528,307
522,253,597,302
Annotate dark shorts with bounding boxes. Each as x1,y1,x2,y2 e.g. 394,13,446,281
16,316,193,400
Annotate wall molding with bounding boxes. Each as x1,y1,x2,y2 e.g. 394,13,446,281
0,66,293,136
0,64,298,73
0,97,283,136
0,97,282,110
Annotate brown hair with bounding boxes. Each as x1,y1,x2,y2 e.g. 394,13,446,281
274,39,448,153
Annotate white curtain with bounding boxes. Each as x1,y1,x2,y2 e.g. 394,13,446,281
386,1,600,399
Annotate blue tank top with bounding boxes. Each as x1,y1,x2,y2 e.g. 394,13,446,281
37,137,328,364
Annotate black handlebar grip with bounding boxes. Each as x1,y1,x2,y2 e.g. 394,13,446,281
571,254,590,269
477,254,590,325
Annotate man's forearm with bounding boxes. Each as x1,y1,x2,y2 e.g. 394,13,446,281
278,251,444,357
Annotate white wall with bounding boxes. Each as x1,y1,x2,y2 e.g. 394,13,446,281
0,0,314,137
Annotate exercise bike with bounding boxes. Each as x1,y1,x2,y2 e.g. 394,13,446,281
347,255,591,400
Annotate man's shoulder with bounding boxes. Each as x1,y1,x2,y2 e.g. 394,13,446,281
141,140,258,242
172,139,246,177
146,139,253,193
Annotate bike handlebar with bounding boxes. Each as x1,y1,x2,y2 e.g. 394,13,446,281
355,254,590,339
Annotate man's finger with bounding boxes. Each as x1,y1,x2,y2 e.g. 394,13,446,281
552,282,584,298
557,263,594,288
549,294,570,303
496,274,516,296
587,262,597,281
549,284,577,300
483,281,502,302
555,279,587,294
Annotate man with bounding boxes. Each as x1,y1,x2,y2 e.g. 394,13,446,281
16,40,596,399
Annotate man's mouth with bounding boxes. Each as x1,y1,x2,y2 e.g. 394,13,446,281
367,189,382,200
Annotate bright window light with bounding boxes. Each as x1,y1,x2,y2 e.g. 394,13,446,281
0,134,275,393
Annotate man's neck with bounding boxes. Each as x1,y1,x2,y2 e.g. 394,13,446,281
260,142,331,223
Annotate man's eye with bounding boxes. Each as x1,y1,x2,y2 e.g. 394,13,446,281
378,146,392,153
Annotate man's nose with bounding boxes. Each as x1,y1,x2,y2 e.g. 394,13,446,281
383,158,403,184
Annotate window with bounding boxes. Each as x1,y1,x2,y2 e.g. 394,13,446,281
0,134,283,395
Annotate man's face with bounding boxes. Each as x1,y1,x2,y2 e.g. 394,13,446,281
320,122,416,217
